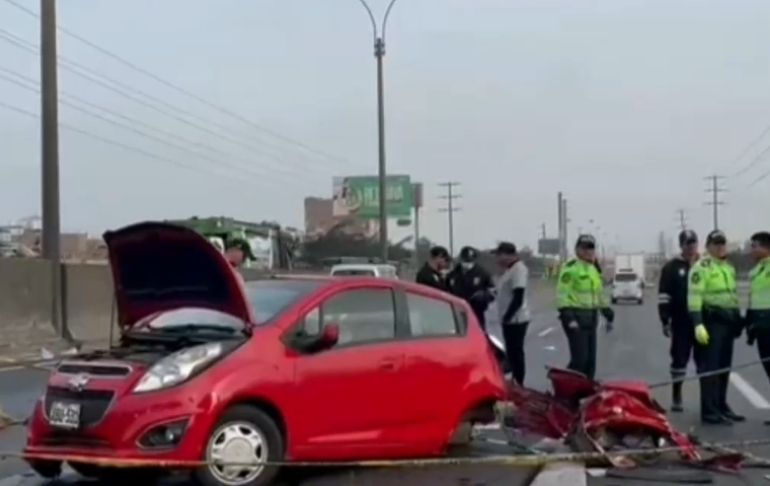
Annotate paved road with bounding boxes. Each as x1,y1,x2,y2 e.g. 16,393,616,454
2,286,770,485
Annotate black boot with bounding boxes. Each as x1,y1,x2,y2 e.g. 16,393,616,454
671,380,684,412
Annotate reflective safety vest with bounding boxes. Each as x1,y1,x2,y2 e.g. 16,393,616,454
557,258,607,310
687,256,739,313
749,257,770,311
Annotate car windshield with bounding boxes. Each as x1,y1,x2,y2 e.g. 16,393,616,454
144,307,246,333
246,279,323,324
333,269,376,276
615,273,638,282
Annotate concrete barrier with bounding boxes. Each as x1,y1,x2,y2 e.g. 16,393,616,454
0,259,322,353
0,258,554,357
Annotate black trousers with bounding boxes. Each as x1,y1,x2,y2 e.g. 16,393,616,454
502,322,529,385
756,327,770,384
562,322,598,380
472,306,487,332
693,323,735,419
670,317,695,378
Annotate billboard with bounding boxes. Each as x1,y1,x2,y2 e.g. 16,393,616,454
538,238,561,255
332,175,413,219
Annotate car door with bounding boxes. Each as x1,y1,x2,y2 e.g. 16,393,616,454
397,290,473,449
291,286,406,459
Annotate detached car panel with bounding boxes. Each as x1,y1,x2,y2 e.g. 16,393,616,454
25,222,506,486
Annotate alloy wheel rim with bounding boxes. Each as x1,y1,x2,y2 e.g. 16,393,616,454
207,421,268,485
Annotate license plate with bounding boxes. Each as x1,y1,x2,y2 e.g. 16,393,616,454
48,401,81,429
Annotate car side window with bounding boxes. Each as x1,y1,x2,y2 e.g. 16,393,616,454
318,289,396,347
302,307,321,335
407,293,459,337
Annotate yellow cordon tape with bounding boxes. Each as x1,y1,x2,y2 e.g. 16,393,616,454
5,438,770,469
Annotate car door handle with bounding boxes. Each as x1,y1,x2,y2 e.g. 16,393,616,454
378,358,398,371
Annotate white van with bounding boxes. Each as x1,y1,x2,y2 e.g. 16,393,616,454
611,271,644,305
330,263,399,279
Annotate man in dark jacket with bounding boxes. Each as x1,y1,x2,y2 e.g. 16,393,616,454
448,246,495,331
416,246,451,292
658,229,699,412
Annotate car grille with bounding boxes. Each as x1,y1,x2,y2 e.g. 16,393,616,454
57,363,131,377
39,432,110,448
44,387,114,428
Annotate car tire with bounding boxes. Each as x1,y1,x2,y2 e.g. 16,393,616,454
29,459,61,479
194,405,284,486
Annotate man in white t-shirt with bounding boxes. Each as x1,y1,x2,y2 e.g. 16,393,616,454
493,242,530,385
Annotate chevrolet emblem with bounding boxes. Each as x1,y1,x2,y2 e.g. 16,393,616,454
68,373,90,392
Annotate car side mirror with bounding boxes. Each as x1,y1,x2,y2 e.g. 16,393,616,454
318,323,339,349
293,323,339,354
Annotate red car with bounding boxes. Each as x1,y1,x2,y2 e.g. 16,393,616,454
25,222,506,486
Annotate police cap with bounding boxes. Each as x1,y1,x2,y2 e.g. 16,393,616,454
575,234,596,249
706,230,727,246
459,246,479,262
678,229,698,247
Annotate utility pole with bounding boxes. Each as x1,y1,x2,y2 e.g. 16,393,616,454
357,0,399,262
704,175,726,231
41,0,65,340
412,183,423,267
676,208,687,231
438,182,461,256
541,222,546,239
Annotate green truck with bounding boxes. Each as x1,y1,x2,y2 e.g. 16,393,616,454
165,216,298,270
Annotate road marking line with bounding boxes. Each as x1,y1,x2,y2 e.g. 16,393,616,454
530,461,586,486
538,326,554,338
730,373,770,409
474,423,501,430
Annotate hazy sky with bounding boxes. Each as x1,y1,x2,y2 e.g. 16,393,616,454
2,0,770,253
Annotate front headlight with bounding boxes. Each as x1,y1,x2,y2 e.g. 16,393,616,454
133,342,223,393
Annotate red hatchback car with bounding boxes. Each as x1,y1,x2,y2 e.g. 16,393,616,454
25,222,506,486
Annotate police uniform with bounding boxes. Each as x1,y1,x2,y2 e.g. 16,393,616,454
416,263,449,292
658,230,698,411
447,247,494,330
746,252,770,424
688,230,744,424
557,235,614,380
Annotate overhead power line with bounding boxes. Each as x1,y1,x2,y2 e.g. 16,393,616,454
1,0,354,167
0,29,339,180
0,66,320,186
0,99,284,187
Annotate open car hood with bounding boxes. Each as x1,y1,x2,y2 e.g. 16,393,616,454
103,222,253,328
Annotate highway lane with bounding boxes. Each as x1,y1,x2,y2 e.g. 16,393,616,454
2,285,770,485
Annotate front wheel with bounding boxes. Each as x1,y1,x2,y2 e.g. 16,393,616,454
194,405,284,486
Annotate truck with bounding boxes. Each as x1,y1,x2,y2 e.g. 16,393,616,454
611,253,646,305
166,216,299,271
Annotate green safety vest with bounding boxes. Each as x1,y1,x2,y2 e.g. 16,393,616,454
749,257,770,311
557,259,607,310
687,256,739,312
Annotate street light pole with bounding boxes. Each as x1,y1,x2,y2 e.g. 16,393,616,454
357,0,399,262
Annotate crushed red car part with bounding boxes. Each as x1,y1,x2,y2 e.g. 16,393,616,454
504,367,744,471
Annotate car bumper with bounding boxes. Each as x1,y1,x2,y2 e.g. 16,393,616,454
24,388,216,465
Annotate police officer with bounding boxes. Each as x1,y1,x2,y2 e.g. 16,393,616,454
447,246,495,331
416,246,451,292
658,230,700,412
688,229,745,425
557,234,615,380
745,231,770,425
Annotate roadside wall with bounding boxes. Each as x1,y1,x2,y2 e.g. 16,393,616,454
0,259,553,351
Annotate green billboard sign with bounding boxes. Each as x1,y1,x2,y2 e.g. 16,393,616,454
332,175,414,219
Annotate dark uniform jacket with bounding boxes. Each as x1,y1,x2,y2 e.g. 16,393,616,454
447,264,494,314
658,256,692,327
416,263,449,292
